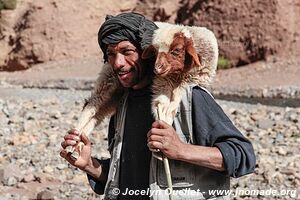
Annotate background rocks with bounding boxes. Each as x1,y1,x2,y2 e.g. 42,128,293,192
0,85,299,199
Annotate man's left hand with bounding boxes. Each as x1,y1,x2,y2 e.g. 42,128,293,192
147,120,186,160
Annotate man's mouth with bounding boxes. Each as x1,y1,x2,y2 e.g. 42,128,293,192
116,69,134,80
118,70,131,76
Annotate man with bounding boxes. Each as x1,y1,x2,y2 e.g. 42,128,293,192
60,12,256,200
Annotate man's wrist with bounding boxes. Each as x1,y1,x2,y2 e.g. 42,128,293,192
177,143,190,161
83,157,92,170
82,157,100,174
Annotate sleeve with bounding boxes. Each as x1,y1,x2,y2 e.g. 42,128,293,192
192,87,256,178
87,158,110,195
86,116,115,194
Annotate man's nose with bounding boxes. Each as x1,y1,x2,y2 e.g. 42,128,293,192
114,53,126,69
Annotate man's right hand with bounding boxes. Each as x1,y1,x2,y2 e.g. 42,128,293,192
60,129,92,171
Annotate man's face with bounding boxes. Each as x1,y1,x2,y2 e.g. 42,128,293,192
106,41,146,88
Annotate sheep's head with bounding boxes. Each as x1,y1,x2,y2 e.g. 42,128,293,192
142,29,201,77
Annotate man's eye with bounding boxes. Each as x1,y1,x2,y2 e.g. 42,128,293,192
122,49,136,55
107,52,116,57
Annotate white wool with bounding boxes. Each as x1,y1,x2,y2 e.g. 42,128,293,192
181,28,192,38
153,22,193,53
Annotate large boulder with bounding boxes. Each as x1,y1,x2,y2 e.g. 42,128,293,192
135,0,300,67
0,0,136,71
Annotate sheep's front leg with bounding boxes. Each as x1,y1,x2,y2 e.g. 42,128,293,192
66,63,121,159
165,87,183,124
152,95,171,123
67,90,123,160
65,105,97,155
155,104,174,200
69,117,98,160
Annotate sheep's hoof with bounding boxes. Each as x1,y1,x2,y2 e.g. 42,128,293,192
65,145,75,153
70,151,80,160
69,142,84,160
152,152,163,161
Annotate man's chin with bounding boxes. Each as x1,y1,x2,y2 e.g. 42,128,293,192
118,79,134,88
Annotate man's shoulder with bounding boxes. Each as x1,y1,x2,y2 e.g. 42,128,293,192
191,86,226,118
191,86,214,102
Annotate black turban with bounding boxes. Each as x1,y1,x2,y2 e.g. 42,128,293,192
98,12,158,62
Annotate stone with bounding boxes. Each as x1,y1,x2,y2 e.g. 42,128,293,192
257,119,274,129
50,111,61,119
57,163,67,170
9,133,37,145
8,115,22,124
0,113,9,125
37,190,54,200
23,120,41,132
48,134,57,142
275,132,284,142
120,0,137,12
6,176,18,186
295,173,300,180
0,163,22,184
294,178,300,187
277,147,287,156
43,166,54,173
250,113,264,121
288,113,299,123
22,174,35,183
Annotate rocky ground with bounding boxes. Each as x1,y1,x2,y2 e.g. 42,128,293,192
1,1,300,199
0,84,299,200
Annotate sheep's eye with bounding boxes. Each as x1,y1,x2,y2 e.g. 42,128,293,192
171,48,182,56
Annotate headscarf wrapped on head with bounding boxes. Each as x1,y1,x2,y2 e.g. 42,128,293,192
98,12,158,62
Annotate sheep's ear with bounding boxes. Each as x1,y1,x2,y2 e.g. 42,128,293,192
186,43,201,68
142,45,157,59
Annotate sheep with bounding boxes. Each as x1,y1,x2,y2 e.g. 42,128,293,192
66,22,218,161
143,22,218,125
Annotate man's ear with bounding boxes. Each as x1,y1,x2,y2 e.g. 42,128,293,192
142,45,157,59
185,41,201,69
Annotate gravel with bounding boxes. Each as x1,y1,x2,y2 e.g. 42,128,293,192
0,86,299,199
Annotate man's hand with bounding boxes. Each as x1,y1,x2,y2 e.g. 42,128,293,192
147,120,186,160
60,129,92,171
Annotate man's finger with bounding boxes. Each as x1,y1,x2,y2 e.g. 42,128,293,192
64,134,80,141
60,149,75,164
149,147,160,152
61,141,66,148
68,129,80,135
80,133,91,146
60,149,68,158
147,134,163,143
152,120,170,129
148,141,163,150
148,127,167,137
61,140,77,148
